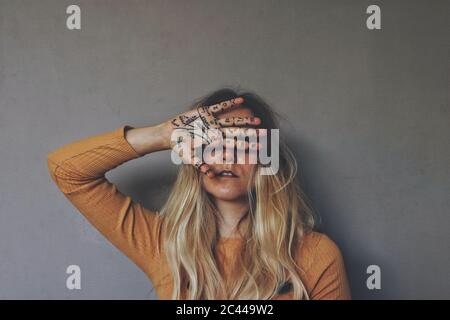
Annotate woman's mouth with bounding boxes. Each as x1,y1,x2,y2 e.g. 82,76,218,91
217,170,239,178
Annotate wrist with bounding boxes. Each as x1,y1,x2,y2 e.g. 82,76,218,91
125,122,172,155
156,121,173,150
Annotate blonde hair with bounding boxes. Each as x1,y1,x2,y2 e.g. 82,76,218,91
158,89,316,299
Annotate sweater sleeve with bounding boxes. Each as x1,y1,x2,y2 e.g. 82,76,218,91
307,233,352,300
46,125,162,279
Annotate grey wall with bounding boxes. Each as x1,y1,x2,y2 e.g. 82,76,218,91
0,0,448,299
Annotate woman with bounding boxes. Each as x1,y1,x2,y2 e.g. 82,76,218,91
47,88,351,300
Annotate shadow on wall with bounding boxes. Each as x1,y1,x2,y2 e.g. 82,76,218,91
119,166,177,213
286,134,400,299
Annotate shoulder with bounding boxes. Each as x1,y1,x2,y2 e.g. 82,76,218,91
297,231,345,279
297,231,345,274
297,231,351,299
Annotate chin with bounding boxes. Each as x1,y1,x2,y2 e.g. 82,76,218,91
209,192,247,202
201,175,251,202
204,186,248,202
206,190,247,201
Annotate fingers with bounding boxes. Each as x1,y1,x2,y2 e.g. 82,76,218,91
207,139,263,165
216,116,261,127
223,138,262,150
196,161,215,177
207,97,244,113
170,124,269,173
208,137,263,152
171,142,215,177
220,127,268,139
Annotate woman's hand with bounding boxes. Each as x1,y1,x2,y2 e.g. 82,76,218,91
161,97,263,177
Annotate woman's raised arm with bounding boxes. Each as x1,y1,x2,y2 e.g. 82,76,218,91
46,124,169,279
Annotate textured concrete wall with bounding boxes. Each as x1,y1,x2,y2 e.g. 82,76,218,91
0,0,448,299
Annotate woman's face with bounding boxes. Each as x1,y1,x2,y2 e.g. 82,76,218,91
201,106,257,201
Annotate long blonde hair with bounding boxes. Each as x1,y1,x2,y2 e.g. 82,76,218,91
158,88,316,299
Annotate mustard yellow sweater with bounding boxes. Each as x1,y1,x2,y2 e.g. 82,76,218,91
46,125,351,300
